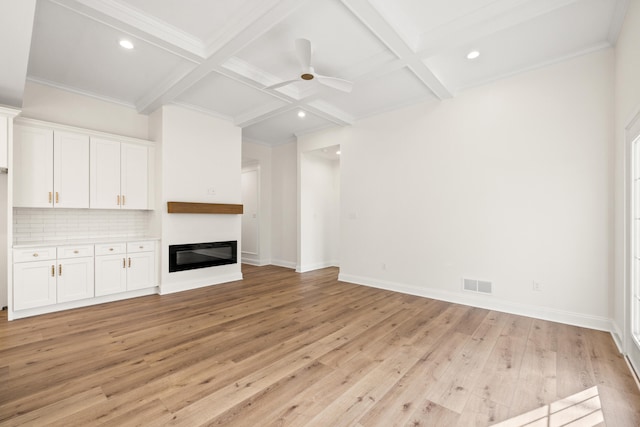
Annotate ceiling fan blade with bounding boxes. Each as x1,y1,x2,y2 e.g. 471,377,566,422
316,74,353,93
264,78,300,90
295,38,312,71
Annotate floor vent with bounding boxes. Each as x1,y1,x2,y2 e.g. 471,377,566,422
462,278,492,295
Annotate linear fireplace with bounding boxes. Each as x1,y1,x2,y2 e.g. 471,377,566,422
169,241,237,272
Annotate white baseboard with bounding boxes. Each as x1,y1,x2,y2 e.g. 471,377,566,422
296,260,339,273
610,320,624,354
338,273,612,332
271,259,296,269
9,287,159,320
241,258,270,266
241,253,270,266
160,272,243,295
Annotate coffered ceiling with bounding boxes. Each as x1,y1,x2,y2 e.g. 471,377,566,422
15,0,630,144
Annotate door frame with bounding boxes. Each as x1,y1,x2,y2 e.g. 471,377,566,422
241,165,260,264
625,107,640,374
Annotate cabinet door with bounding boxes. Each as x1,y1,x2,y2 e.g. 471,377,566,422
121,143,148,209
90,137,121,209
13,126,54,208
95,254,127,296
57,257,94,303
13,260,57,310
127,251,155,291
54,131,89,208
0,115,8,169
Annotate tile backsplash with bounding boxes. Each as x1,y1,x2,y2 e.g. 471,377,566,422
13,208,151,244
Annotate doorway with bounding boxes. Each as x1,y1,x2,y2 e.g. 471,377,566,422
628,111,640,373
298,145,340,272
241,163,259,265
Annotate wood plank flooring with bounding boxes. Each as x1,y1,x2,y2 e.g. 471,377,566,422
1,264,639,426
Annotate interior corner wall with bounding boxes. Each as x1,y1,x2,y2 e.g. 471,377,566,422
304,48,614,330
159,105,242,294
21,81,149,139
271,142,297,268
613,0,640,346
242,140,272,265
147,107,163,242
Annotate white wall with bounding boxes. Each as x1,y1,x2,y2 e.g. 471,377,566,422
156,105,242,293
613,0,640,355
299,152,340,272
242,140,272,265
271,142,297,268
21,81,149,139
301,49,614,330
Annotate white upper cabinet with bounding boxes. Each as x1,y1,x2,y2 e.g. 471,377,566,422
14,126,89,208
54,131,90,208
90,137,149,210
0,115,8,169
90,137,121,209
0,106,19,170
14,120,152,211
13,126,55,208
121,143,148,210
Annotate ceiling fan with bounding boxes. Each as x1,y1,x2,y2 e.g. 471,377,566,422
265,38,353,93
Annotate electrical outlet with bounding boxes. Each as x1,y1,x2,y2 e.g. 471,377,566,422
532,281,543,292
207,187,216,196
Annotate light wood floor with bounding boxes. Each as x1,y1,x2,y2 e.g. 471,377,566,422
1,264,639,426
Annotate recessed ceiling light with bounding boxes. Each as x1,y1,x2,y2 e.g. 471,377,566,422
119,39,134,50
336,150,341,155
467,50,480,60
297,110,306,118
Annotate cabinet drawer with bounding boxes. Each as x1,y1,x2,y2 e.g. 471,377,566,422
14,247,56,263
127,241,154,253
95,243,126,256
58,245,94,259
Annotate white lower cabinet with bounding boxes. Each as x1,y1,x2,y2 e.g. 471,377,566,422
13,240,156,316
94,241,155,296
126,241,155,291
57,256,95,303
13,258,57,310
13,245,94,310
95,243,127,296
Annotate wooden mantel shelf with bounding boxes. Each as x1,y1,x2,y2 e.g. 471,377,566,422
167,202,243,214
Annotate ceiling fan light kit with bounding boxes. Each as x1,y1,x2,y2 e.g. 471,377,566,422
266,38,353,93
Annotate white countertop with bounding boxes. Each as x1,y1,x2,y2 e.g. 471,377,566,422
13,236,161,249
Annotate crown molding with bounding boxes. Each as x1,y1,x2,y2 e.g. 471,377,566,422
170,101,235,124
27,77,137,109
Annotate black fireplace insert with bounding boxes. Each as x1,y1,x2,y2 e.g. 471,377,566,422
169,241,237,272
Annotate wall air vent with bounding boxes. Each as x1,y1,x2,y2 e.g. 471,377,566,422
462,278,492,295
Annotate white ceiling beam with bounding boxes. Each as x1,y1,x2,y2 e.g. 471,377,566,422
51,0,205,62
306,100,354,126
235,94,353,128
234,101,293,128
136,0,312,114
0,0,36,107
340,0,451,100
